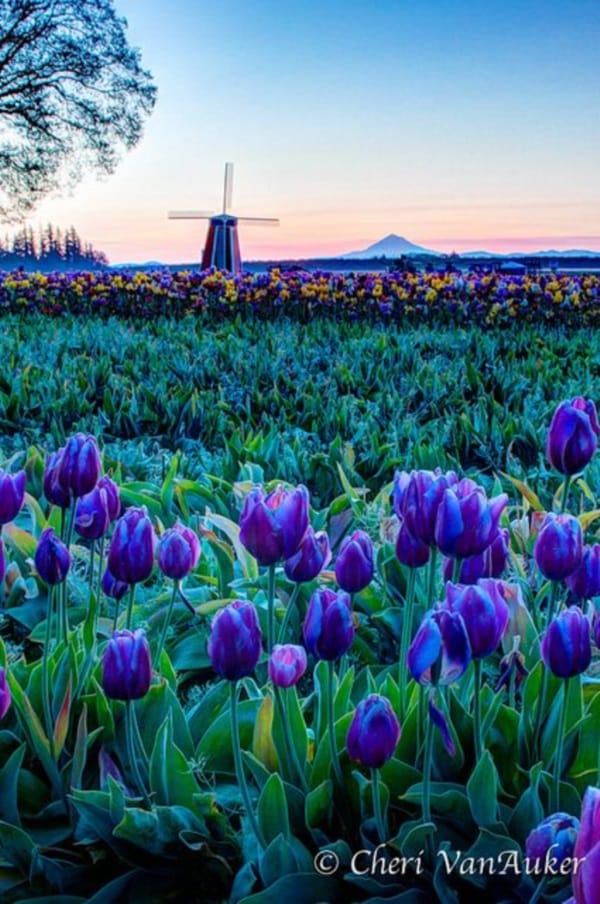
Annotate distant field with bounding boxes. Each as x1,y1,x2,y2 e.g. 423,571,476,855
1,313,599,505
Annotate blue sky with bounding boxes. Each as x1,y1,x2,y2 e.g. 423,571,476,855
26,0,600,261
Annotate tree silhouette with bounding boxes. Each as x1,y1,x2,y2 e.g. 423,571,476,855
0,0,156,220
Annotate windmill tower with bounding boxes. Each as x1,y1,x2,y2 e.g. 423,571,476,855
168,163,279,272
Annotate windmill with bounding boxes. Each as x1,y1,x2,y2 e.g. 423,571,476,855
168,163,279,272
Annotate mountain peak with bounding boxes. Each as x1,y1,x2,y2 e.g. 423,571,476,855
342,234,439,259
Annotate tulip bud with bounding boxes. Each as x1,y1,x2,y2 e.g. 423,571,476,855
58,433,101,498
108,507,156,585
525,813,579,867
157,523,200,580
347,694,401,768
268,644,307,688
101,567,129,601
565,545,600,602
334,530,374,593
303,588,354,661
445,579,509,659
43,450,70,509
534,513,583,581
395,518,430,568
541,606,591,679
390,469,410,519
284,528,331,583
239,484,309,565
495,637,529,697
207,600,262,680
98,475,121,522
401,468,459,547
435,479,508,559
408,607,471,686
34,528,70,585
572,786,600,904
547,397,599,475
74,485,112,540
102,629,152,701
0,470,26,525
0,667,11,720
442,529,509,584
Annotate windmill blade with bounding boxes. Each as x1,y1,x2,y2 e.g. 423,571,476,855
168,210,214,219
223,162,234,214
237,217,280,226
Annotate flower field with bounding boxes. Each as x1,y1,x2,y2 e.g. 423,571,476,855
2,279,600,902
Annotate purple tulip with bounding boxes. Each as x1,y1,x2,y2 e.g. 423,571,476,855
108,507,156,585
0,538,5,585
207,600,262,680
572,786,600,904
534,513,583,581
0,469,26,525
35,528,70,585
58,433,101,498
565,545,600,601
43,450,70,508
547,397,599,475
442,529,509,584
395,517,430,568
284,527,331,582
401,468,459,547
74,485,112,540
0,667,11,720
334,530,374,593
525,812,579,866
157,523,200,580
102,629,152,701
303,588,354,661
239,484,309,565
391,469,410,519
541,607,591,679
268,644,307,688
445,579,509,659
347,694,401,769
97,475,121,521
435,479,508,559
101,567,129,601
407,607,471,686
428,694,455,756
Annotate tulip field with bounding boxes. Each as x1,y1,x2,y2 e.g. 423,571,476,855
3,271,600,903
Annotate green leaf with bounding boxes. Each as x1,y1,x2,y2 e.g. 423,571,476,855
259,834,299,888
0,820,35,876
466,751,498,828
257,773,289,845
149,714,200,808
203,510,258,580
238,872,343,904
0,746,25,826
305,779,332,828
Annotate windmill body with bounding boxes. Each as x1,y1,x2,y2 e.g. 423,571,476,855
168,164,278,272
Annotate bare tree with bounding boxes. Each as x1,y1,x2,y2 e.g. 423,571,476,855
0,0,157,219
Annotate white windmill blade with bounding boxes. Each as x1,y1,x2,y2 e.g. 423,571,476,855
237,217,280,226
223,162,234,214
168,210,215,219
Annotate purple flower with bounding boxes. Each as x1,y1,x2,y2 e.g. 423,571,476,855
445,579,509,659
525,812,579,866
347,694,401,768
34,528,70,585
0,537,5,585
572,786,600,904
428,694,455,756
442,529,509,584
534,513,583,581
334,530,374,593
407,608,471,686
541,606,591,679
43,450,70,508
435,479,508,559
268,644,307,688
391,470,410,519
0,667,11,720
284,527,331,583
395,517,430,568
303,588,354,661
101,567,129,601
565,545,600,601
401,469,459,547
207,600,262,681
58,433,101,498
102,629,152,701
239,484,309,566
157,523,200,580
547,397,599,475
107,507,156,585
74,485,112,540
97,475,121,522
0,469,26,525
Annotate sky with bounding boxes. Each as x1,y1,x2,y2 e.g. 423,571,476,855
15,0,600,263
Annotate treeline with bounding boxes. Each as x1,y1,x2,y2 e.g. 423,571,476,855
0,224,108,270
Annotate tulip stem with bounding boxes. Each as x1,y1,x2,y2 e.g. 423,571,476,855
125,584,135,630
552,679,569,811
371,768,387,842
427,548,438,608
267,564,276,654
473,659,484,760
398,568,416,721
96,536,105,615
529,876,547,904
328,661,344,787
559,475,571,514
88,539,95,602
274,685,309,792
156,581,178,663
42,586,55,757
60,498,76,645
451,557,462,584
230,682,266,849
278,583,300,644
126,701,151,807
422,695,435,861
